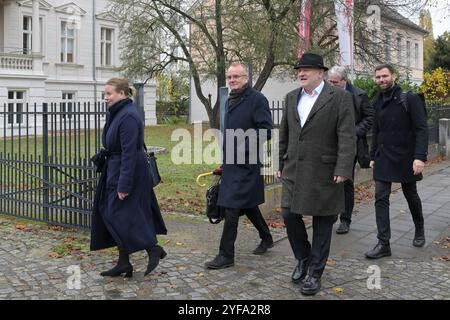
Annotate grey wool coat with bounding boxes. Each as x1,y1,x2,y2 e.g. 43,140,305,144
278,82,356,216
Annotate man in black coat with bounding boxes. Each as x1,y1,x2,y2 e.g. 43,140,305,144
328,66,374,234
366,64,429,259
204,63,274,270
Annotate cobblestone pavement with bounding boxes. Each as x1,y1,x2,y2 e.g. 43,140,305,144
0,163,449,300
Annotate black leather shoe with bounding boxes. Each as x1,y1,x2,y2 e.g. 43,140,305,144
253,239,274,255
413,227,426,247
300,276,321,296
336,221,350,234
292,259,309,284
205,255,234,269
365,243,391,259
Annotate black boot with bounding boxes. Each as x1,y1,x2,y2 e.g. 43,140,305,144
413,226,426,247
336,220,350,234
144,245,167,276
100,248,133,277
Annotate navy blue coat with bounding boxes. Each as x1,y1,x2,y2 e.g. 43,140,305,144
370,85,428,183
90,98,167,253
217,85,273,209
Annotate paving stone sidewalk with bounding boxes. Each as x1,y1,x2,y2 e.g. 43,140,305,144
0,162,449,300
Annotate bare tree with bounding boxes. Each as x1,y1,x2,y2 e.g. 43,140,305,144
109,0,434,128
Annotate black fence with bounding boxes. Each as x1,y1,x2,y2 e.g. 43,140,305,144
0,102,106,228
268,102,450,144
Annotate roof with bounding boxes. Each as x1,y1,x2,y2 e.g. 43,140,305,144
382,6,428,34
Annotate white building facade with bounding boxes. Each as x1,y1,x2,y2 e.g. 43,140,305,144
0,0,156,134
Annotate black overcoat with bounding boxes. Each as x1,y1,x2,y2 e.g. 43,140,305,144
217,85,273,209
370,85,428,183
346,83,374,168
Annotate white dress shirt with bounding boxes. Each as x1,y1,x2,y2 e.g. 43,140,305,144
297,80,325,127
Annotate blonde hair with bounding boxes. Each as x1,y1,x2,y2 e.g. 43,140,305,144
106,78,136,98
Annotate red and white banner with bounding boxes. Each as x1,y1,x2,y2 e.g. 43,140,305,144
334,0,354,67
298,0,311,59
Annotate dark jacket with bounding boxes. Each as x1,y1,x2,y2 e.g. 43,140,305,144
346,83,374,168
217,85,273,209
370,85,428,182
279,82,356,216
90,98,167,253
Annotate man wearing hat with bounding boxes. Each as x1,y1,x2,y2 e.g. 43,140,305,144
277,53,356,295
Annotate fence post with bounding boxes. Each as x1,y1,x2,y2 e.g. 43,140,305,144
134,82,145,125
42,103,49,222
439,118,450,158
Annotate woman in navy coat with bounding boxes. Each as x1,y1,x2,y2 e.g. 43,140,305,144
91,78,167,277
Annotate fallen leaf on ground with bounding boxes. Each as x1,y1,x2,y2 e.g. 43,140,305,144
326,259,336,266
432,255,449,262
334,287,344,294
48,252,60,258
15,224,29,231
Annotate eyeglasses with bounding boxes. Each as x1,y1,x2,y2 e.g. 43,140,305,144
226,75,247,80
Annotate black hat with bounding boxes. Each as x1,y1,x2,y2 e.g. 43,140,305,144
294,53,329,71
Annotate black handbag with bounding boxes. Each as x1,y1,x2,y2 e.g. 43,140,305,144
144,144,162,187
206,178,224,224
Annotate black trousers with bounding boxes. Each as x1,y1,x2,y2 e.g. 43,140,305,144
340,158,357,224
219,206,273,258
375,180,424,245
282,208,337,278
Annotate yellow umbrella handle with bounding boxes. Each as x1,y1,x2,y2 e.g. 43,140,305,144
196,172,214,187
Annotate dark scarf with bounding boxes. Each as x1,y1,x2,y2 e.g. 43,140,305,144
382,84,398,102
228,83,249,107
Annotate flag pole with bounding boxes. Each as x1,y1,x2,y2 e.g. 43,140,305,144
351,3,355,82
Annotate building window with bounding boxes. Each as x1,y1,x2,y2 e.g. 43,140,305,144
384,33,391,63
7,91,25,125
406,40,411,67
101,28,114,66
23,16,32,54
61,92,76,119
61,21,75,63
397,35,402,64
22,16,43,54
415,43,419,67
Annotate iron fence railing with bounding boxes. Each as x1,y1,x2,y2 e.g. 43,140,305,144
0,102,106,228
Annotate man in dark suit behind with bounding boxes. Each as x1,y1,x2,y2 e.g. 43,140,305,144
365,64,428,259
328,66,374,234
277,53,356,295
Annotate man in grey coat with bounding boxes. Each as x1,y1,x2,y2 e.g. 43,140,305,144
277,53,356,295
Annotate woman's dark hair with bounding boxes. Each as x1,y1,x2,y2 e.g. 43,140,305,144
106,78,136,98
